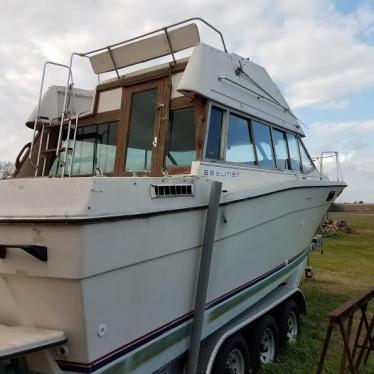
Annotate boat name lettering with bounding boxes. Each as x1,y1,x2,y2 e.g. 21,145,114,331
203,169,240,177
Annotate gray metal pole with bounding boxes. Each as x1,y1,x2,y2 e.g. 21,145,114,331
186,180,222,374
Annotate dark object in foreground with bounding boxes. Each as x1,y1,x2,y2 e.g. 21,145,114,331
317,286,374,374
0,244,48,262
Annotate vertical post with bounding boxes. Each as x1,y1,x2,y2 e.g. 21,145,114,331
340,315,353,374
29,62,48,158
363,315,374,364
185,181,222,374
317,323,334,374
338,320,357,374
57,53,76,157
352,309,365,360
355,307,374,369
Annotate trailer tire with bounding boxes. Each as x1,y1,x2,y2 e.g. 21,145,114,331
211,333,251,374
250,314,279,372
279,299,300,346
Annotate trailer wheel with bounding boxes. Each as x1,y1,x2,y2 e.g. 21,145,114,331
212,333,251,374
279,299,300,346
250,314,279,371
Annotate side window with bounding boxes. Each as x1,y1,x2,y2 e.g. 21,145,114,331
166,108,195,167
205,107,224,160
287,133,301,172
50,121,118,176
272,129,290,170
298,139,315,173
252,121,276,168
226,114,256,165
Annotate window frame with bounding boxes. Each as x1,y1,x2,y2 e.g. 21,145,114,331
252,120,277,170
163,95,208,175
203,101,310,174
270,127,292,171
298,138,317,174
48,120,120,177
286,132,302,173
114,78,166,177
203,102,228,162
225,112,257,166
165,106,196,173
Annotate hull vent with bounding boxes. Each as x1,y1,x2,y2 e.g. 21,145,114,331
151,183,194,198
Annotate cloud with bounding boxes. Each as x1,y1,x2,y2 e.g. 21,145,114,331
305,117,374,202
243,0,374,109
311,119,374,135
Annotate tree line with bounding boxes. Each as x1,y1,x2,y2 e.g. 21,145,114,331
0,161,15,179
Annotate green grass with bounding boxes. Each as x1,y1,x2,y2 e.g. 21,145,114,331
262,212,374,374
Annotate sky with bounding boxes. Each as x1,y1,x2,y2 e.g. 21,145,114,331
0,0,373,202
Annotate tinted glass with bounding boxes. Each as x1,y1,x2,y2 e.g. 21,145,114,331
272,129,290,169
96,122,118,173
226,114,255,164
166,108,195,167
252,121,276,168
287,133,301,171
298,139,315,173
125,89,157,171
49,122,118,176
205,107,224,160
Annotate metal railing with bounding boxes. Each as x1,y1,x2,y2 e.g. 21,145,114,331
314,151,343,182
29,62,69,159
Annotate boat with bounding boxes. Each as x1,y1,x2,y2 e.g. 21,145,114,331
0,18,346,374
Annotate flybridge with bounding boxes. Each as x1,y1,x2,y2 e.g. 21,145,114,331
19,17,312,181
26,18,227,177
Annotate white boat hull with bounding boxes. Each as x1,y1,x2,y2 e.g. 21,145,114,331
0,174,345,373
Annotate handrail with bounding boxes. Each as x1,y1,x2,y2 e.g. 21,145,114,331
29,61,70,159
80,17,227,57
314,151,343,182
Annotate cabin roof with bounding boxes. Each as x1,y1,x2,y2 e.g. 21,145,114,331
177,43,303,136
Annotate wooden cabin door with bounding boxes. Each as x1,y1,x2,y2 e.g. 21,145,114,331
115,78,169,176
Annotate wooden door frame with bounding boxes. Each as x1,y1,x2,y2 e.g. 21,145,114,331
114,78,169,176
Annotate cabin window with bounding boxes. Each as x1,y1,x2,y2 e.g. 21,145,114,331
205,107,224,160
252,121,276,168
166,108,195,167
125,89,157,171
50,121,118,176
287,133,301,172
298,139,315,173
272,129,290,170
226,114,256,165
